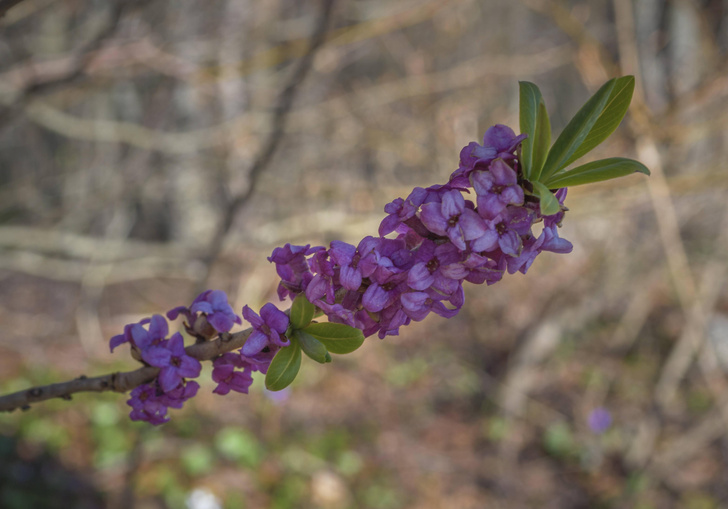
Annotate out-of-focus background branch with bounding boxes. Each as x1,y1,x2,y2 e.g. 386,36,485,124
1,0,727,508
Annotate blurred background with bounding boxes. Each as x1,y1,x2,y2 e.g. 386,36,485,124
1,0,728,507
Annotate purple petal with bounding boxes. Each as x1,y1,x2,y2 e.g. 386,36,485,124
177,356,202,378
489,159,518,185
477,194,507,220
446,226,467,251
439,263,467,280
242,305,264,328
142,346,171,368
419,202,448,236
208,290,229,308
130,324,151,349
458,209,488,241
407,262,435,291
260,303,289,333
109,333,127,353
167,333,186,356
470,170,493,195
159,368,182,393
401,292,428,312
379,214,402,237
269,330,291,347
499,230,522,256
440,190,464,219
340,265,363,291
209,312,234,333
471,229,499,252
190,301,214,314
500,186,524,206
483,124,517,152
166,306,187,321
329,241,356,266
305,275,330,303
242,331,268,356
362,283,389,313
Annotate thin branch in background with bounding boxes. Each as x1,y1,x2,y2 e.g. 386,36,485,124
197,0,337,292
0,0,25,18
0,0,138,130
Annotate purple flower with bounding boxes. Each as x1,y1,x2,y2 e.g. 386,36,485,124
400,289,459,321
407,239,462,295
241,303,290,356
212,353,254,395
167,289,242,337
449,125,527,187
357,237,408,285
588,407,612,434
305,249,337,304
483,124,528,153
473,206,535,256
539,225,573,254
505,233,544,275
379,188,425,237
127,383,170,425
160,380,199,409
420,190,487,251
377,303,410,339
471,159,524,219
268,243,323,301
143,332,202,393
108,314,168,354
329,241,362,291
109,315,162,353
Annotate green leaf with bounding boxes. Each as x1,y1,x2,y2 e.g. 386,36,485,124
295,330,330,364
304,322,365,355
543,157,650,188
290,293,315,330
539,79,616,181
559,76,635,170
518,82,539,179
531,180,561,216
519,81,552,181
265,339,302,391
531,100,552,181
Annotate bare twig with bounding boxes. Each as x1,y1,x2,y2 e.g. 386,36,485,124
0,0,24,18
0,0,135,131
197,0,337,290
0,327,254,413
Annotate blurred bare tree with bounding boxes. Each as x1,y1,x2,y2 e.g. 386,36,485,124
1,0,728,508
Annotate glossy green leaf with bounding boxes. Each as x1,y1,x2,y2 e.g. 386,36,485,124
265,339,302,391
519,81,552,181
296,330,330,364
543,157,650,188
290,293,315,330
531,100,552,181
558,76,635,169
539,79,616,181
304,322,365,355
518,82,539,179
531,180,561,216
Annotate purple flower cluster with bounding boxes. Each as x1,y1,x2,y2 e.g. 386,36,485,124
210,304,288,396
268,125,572,338
112,124,575,425
112,289,290,424
112,314,202,424
167,289,242,340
